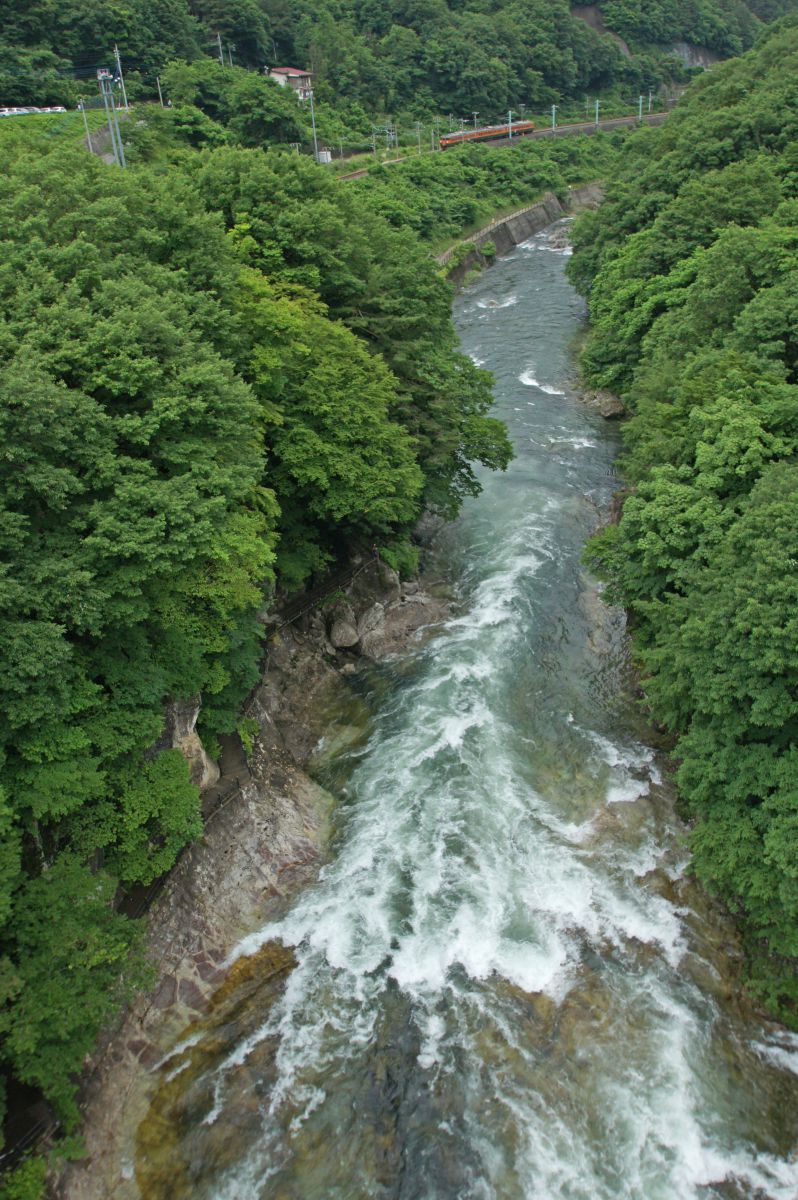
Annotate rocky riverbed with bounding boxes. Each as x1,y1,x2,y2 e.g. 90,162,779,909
56,557,451,1200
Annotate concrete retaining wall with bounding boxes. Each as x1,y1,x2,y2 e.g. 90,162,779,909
441,182,603,286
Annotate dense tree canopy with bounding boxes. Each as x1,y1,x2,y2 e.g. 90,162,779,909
4,70,620,1140
1,0,791,114
569,15,798,1021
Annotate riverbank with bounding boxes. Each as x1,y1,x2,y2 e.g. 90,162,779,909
56,556,451,1199
120,222,798,1198
438,182,603,285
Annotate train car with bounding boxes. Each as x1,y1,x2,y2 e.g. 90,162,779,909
440,120,535,149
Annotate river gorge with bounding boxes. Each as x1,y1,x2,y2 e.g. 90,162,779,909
132,222,798,1200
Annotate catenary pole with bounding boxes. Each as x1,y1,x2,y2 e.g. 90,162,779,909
114,44,128,111
98,71,118,166
308,88,319,160
107,76,126,166
508,109,514,138
551,103,557,130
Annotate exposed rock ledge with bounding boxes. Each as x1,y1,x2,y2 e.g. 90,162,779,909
57,561,450,1200
581,388,625,420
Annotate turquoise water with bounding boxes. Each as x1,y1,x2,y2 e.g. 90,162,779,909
138,224,798,1200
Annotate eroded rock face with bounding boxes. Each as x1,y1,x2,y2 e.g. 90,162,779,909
59,549,452,1200
164,697,219,791
357,601,385,639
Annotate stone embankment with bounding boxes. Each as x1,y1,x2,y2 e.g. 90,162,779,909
57,556,450,1200
439,182,603,284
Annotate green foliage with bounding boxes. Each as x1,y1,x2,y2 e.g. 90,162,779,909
0,0,203,101
237,717,260,760
378,539,420,578
0,858,146,1125
356,134,621,248
573,16,798,1021
0,1156,47,1200
0,0,781,116
599,0,757,53
0,141,276,1120
161,60,306,146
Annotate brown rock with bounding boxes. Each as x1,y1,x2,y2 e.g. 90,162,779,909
584,388,625,419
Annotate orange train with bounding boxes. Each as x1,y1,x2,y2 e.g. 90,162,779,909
439,120,535,149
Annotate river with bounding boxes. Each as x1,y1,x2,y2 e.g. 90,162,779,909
135,222,798,1199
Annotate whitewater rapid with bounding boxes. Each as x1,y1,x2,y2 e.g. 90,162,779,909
136,224,798,1200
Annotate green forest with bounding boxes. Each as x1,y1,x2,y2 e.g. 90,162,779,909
569,14,798,1022
4,0,798,1188
0,46,627,1183
0,0,790,120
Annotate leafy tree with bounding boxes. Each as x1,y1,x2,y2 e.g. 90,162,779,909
0,857,145,1125
574,16,798,1021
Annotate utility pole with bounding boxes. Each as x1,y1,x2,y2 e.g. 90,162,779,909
594,98,600,128
113,44,128,111
216,31,224,65
508,109,514,138
97,69,125,167
156,75,164,107
460,118,466,142
638,94,643,120
648,89,653,113
415,120,422,154
308,88,319,161
551,103,557,130
78,98,93,153
472,110,479,130
371,126,377,156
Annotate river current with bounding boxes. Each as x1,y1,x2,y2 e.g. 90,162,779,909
137,224,798,1199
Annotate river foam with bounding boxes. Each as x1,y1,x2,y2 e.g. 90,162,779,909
145,219,798,1200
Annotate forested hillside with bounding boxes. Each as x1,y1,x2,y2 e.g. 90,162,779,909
1,0,791,116
0,74,631,1174
569,15,798,1020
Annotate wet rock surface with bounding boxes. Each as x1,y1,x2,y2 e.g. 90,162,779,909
57,555,451,1200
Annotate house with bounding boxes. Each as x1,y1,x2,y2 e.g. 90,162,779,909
265,67,313,100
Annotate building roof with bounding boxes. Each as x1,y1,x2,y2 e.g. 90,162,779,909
270,67,312,77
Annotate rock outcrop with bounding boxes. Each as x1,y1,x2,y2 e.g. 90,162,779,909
583,388,625,419
163,696,220,790
58,552,451,1200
